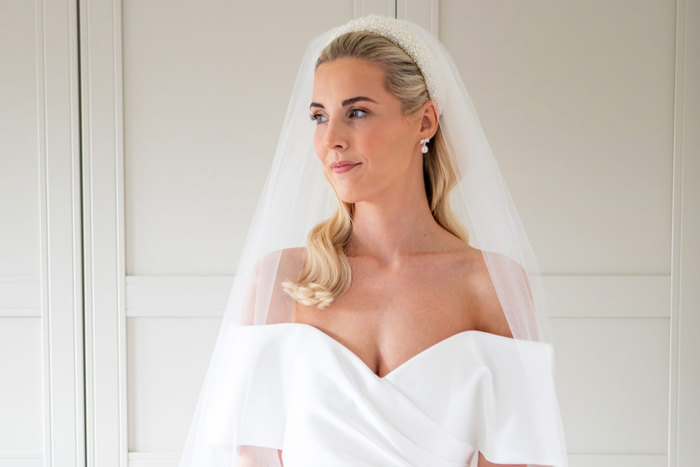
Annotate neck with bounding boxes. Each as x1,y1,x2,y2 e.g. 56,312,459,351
345,171,447,267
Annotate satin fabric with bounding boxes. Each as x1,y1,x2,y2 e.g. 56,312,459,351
224,322,564,467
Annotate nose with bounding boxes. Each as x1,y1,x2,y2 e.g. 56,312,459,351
322,118,347,151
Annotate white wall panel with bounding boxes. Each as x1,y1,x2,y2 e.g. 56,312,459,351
438,0,675,276
0,0,85,465
0,317,43,451
127,317,219,452
0,0,43,457
672,1,700,465
554,317,669,453
0,2,40,278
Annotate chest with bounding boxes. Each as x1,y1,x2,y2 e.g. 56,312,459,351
294,255,483,378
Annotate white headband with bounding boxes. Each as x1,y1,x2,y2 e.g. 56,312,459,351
328,14,445,116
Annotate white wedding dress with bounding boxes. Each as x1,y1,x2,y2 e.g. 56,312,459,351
208,321,566,467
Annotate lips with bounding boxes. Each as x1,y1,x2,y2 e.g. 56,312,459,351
331,162,361,174
330,161,360,168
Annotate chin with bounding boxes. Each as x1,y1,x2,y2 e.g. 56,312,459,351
335,190,365,205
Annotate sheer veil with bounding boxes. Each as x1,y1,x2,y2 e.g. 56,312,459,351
178,14,568,467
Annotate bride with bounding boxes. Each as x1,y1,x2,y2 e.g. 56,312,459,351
179,14,568,467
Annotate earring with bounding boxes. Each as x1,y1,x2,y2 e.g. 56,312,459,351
420,138,431,154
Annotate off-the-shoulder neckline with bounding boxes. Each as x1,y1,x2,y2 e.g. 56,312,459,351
240,322,543,381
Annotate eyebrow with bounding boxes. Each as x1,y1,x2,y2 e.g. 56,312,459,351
309,96,378,110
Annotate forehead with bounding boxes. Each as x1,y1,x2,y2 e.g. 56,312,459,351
312,57,386,100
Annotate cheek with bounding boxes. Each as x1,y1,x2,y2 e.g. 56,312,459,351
362,126,409,168
359,124,389,154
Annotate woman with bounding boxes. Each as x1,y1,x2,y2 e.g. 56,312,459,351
179,14,568,467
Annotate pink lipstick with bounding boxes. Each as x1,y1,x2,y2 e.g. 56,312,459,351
331,161,361,174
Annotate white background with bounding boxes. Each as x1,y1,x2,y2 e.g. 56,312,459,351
0,0,698,466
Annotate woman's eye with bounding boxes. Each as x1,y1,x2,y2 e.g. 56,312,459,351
350,108,367,118
309,109,367,125
309,113,327,124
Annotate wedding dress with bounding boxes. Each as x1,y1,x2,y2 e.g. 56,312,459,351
215,321,563,467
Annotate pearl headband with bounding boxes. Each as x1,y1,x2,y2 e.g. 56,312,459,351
329,14,445,117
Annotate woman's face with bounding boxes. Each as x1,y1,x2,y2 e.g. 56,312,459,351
310,57,423,203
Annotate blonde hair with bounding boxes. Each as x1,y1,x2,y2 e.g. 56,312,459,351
281,31,469,309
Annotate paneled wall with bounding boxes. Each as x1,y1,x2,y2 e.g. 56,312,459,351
1,0,84,465
1,1,698,466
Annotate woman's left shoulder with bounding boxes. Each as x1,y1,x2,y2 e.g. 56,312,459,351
459,247,517,339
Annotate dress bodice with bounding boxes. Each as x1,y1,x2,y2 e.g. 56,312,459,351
207,322,567,467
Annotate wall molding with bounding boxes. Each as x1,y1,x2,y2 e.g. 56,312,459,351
352,0,396,18
0,452,42,467
0,274,673,319
77,0,127,465
670,0,700,465
116,274,672,319
35,0,85,464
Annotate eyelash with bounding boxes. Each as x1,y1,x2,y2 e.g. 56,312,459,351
309,108,368,124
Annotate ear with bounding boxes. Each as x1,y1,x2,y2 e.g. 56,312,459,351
418,100,439,140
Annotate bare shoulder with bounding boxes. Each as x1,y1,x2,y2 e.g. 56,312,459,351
280,246,307,262
256,247,306,274
468,248,529,339
274,247,308,285
254,247,307,324
251,247,307,294
279,247,307,270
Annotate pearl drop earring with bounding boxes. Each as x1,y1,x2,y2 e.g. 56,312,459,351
420,138,431,154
